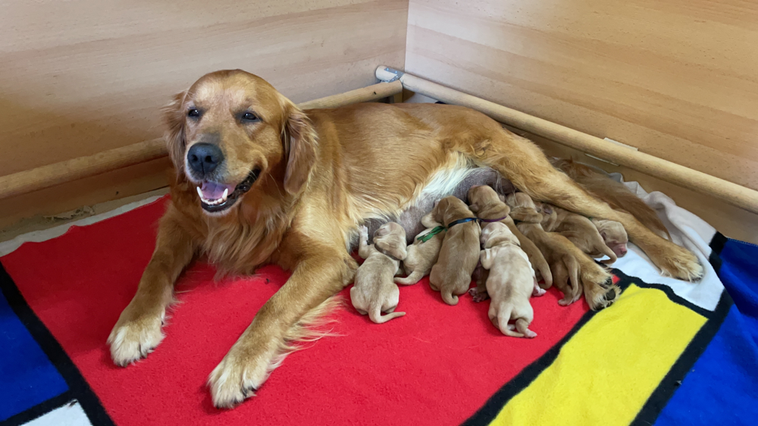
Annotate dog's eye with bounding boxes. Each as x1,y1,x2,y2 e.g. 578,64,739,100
187,108,200,118
241,112,259,122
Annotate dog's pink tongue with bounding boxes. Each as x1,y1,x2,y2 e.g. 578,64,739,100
200,182,233,200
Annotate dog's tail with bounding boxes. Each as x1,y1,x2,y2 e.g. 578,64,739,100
552,158,670,239
394,271,424,285
490,305,521,337
368,307,406,324
441,289,460,306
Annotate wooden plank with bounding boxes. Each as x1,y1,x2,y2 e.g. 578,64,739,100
405,0,758,190
1,0,407,176
0,0,408,224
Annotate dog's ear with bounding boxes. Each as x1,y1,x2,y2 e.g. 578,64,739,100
282,102,318,195
162,91,189,173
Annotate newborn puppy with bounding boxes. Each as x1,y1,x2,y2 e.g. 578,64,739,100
468,185,553,289
364,167,517,244
508,193,619,310
535,202,617,264
428,196,481,305
592,218,629,258
351,223,408,323
479,222,543,338
505,192,544,223
395,215,446,285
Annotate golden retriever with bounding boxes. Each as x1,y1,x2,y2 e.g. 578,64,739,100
108,69,702,408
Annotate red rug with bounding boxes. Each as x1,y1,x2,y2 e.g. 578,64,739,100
2,196,589,425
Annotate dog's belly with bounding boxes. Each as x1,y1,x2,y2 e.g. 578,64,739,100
364,166,515,244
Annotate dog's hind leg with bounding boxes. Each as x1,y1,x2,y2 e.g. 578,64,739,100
462,128,702,281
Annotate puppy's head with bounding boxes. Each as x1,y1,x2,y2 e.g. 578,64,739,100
480,222,518,248
164,69,316,215
505,193,543,223
373,222,408,260
534,201,558,230
467,185,510,219
431,196,474,226
593,219,629,257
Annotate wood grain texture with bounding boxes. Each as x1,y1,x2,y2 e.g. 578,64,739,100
405,0,758,190
1,0,407,225
1,0,407,175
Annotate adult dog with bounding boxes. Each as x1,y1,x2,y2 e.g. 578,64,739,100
108,69,702,408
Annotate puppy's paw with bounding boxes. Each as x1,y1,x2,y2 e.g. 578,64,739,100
208,346,272,409
359,226,369,239
469,288,489,302
107,308,165,367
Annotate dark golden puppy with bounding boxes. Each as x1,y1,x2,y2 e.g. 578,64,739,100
109,70,702,409
427,196,481,305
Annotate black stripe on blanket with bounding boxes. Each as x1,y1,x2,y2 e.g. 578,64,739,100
0,262,115,426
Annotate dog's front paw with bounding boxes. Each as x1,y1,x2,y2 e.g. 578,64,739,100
208,345,274,409
107,306,165,366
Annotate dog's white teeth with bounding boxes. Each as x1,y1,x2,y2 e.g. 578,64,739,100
222,188,228,201
196,186,203,198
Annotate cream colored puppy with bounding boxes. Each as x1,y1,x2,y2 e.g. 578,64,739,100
395,215,446,285
480,221,543,338
351,223,408,324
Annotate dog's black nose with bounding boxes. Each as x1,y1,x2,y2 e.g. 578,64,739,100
187,143,224,175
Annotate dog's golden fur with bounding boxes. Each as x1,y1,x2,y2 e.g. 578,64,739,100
108,70,703,409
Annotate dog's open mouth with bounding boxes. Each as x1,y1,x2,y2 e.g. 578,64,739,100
195,169,260,213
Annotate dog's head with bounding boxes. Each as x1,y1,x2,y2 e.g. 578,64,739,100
164,69,317,215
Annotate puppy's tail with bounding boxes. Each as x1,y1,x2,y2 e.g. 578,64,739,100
395,271,424,285
369,307,406,324
514,318,537,338
441,289,460,306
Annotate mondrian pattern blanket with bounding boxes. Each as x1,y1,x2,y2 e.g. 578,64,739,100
1,183,756,426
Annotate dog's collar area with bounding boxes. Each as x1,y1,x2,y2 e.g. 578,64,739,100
416,225,446,243
477,216,508,223
446,217,477,229
199,168,260,213
375,246,402,263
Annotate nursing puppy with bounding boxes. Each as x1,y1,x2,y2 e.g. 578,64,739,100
551,158,670,239
536,202,617,263
507,193,619,310
394,215,445,285
593,218,629,258
480,222,543,337
467,185,552,288
428,196,481,305
351,223,407,323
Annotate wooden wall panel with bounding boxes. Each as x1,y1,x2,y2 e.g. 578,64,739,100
1,0,408,226
405,0,758,191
